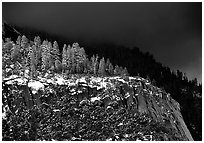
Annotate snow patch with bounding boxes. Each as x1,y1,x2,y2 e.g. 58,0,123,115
106,138,112,141
44,73,49,78
55,76,66,85
68,82,76,87
90,96,101,102
124,134,129,138
24,69,29,78
6,68,12,72
97,85,104,90
2,112,6,120
90,77,102,83
10,64,14,68
129,76,136,80
15,78,26,85
28,81,44,94
46,79,53,84
4,74,19,80
146,82,151,85
124,92,130,98
106,106,113,110
117,78,128,83
4,75,26,85
78,90,83,94
70,88,76,92
71,92,77,95
77,77,87,84
53,109,60,112
2,105,10,120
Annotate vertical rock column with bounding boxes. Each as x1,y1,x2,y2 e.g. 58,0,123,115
137,89,148,114
166,97,194,141
21,84,34,109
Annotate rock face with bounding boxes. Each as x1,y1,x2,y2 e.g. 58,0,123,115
2,75,193,141
118,77,193,141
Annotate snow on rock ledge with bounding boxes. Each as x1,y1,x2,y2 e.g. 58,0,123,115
28,80,44,94
4,75,26,85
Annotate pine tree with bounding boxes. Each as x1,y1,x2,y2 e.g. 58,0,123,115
105,58,111,73
41,40,49,72
62,44,67,73
70,46,76,73
16,36,26,66
152,79,156,86
66,45,72,73
3,40,13,54
16,36,21,46
21,35,29,48
11,44,21,62
21,35,29,58
34,36,41,47
108,62,114,75
90,55,95,74
84,58,90,74
94,55,99,75
47,42,53,70
114,65,120,75
26,46,32,67
55,59,62,73
30,47,36,78
105,58,114,75
98,57,106,75
192,78,198,86
3,40,14,71
70,43,87,73
33,36,42,68
73,43,81,73
52,41,60,60
121,67,129,76
77,47,87,73
25,45,36,78
118,66,124,75
42,40,48,46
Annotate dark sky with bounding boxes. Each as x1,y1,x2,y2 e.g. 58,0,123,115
2,2,202,83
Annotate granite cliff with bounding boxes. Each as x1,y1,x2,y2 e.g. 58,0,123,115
2,74,193,141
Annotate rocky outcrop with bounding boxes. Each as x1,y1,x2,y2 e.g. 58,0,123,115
119,79,193,141
2,75,193,141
